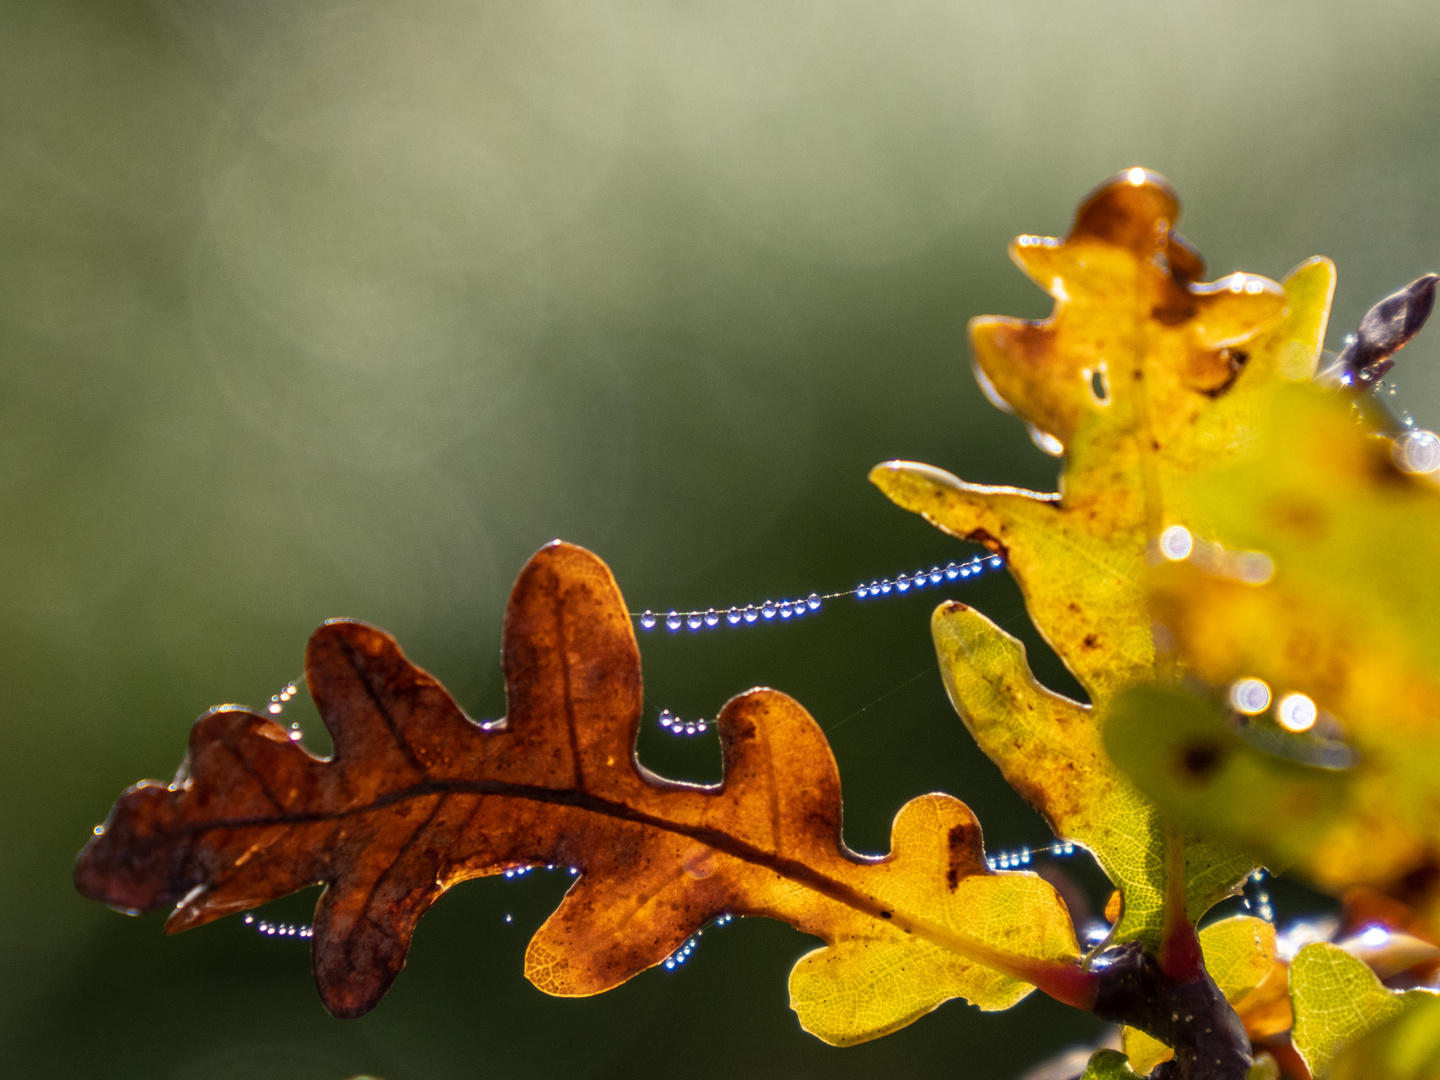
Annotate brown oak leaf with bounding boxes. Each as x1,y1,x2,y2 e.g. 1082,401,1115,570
75,542,1086,1044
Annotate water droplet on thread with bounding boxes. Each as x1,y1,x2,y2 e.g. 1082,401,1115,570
1159,525,1193,561
1230,677,1272,715
1277,692,1318,733
640,611,658,630
1395,429,1440,474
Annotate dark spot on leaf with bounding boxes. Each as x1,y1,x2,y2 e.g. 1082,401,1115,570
1083,634,1098,649
1178,742,1225,782
965,529,1010,561
946,821,980,889
1151,296,1197,326
1198,349,1248,399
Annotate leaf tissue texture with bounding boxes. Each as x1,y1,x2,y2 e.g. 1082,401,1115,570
873,169,1334,945
1289,942,1438,1078
75,542,1085,1043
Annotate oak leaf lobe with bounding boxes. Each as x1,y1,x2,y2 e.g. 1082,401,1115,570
76,541,1084,1044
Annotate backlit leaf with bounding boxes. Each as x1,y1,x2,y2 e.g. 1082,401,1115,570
1290,942,1437,1077
1107,385,1440,933
75,542,1086,1044
1328,992,1440,1080
875,170,1333,943
1081,1049,1143,1079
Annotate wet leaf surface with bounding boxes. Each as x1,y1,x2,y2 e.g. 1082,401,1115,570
76,541,1085,1045
873,170,1333,945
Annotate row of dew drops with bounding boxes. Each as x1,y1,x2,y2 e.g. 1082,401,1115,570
240,549,1011,949
241,549,1278,962
635,553,1004,632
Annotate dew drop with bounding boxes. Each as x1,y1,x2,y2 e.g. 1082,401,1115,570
640,610,658,630
856,584,870,598
1159,525,1193,561
685,724,697,735
1395,429,1440,474
704,608,719,627
779,602,793,619
1229,677,1272,715
807,593,821,611
666,611,682,631
895,575,911,592
761,601,777,620
686,612,703,630
1027,424,1066,457
944,563,960,580
725,608,742,625
743,605,759,623
696,720,707,733
267,703,282,715
1235,551,1275,585
1277,692,1318,733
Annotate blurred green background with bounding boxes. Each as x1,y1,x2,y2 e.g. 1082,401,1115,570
3,2,1438,1077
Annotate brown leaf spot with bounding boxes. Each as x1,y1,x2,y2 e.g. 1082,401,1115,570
1195,348,1249,400
946,820,982,889
1177,741,1226,783
964,528,1010,561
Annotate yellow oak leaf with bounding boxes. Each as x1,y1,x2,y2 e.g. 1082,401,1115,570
1106,385,1440,935
1290,943,1438,1078
875,169,1334,944
1328,992,1440,1080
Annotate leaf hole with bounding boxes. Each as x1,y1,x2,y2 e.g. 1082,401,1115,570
1088,367,1109,404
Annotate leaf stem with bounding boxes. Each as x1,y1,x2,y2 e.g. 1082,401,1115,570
1159,822,1204,982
